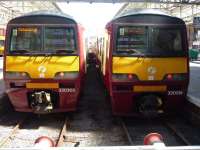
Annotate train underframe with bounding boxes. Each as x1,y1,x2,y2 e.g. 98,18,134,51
110,82,188,116
5,79,81,113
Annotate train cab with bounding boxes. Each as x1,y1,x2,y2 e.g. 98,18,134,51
102,9,189,116
4,11,86,113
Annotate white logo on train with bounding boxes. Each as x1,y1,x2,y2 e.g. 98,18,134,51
147,66,157,74
147,66,157,80
38,66,47,78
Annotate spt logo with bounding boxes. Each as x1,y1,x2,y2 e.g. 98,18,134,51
147,66,157,74
38,66,47,78
147,66,157,80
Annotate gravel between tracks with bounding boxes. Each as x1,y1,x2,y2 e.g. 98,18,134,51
124,118,183,146
63,64,128,146
164,117,200,145
0,112,27,147
3,114,65,148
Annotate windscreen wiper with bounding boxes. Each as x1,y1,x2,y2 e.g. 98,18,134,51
10,50,31,53
117,49,144,55
55,50,75,54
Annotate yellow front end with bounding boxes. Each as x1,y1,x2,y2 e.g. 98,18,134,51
111,57,189,115
5,56,80,113
6,56,79,79
113,57,188,81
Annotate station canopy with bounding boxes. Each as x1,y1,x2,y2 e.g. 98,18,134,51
0,0,199,4
0,1,61,26
115,1,200,24
0,0,200,26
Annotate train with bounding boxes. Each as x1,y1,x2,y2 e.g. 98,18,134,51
0,35,5,56
0,27,6,56
3,11,86,113
98,9,189,116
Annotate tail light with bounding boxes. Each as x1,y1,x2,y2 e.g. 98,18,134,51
112,73,138,81
164,73,187,81
54,72,79,80
5,71,30,79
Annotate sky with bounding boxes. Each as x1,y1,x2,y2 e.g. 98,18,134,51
57,3,124,37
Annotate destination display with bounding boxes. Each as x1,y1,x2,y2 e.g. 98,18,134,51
117,26,147,51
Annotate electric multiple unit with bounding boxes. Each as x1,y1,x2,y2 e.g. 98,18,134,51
99,9,189,116
4,11,86,113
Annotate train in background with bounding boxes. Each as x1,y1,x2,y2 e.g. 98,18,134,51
98,9,189,116
85,36,104,67
4,11,86,113
0,27,6,56
85,36,99,65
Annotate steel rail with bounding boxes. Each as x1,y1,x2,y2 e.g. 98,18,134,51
56,116,69,147
163,121,191,145
118,118,134,145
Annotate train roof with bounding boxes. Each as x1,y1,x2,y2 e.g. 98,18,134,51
105,9,185,27
19,10,74,20
8,10,77,24
112,9,182,21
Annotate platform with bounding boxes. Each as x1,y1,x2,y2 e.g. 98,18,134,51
188,61,200,107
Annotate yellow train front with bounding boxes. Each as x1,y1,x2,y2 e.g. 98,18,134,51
102,9,189,116
4,11,86,113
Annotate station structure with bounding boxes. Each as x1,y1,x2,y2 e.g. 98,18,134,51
0,1,61,26
0,1,200,25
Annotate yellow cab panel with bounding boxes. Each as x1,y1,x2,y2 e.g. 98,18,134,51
6,56,79,79
112,57,187,81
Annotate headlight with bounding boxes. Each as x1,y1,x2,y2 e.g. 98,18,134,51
164,73,187,81
54,72,79,79
112,73,138,81
5,71,30,79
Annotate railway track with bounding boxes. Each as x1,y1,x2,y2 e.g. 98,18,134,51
118,118,133,145
0,114,72,148
56,116,69,147
163,120,191,145
0,114,29,147
119,117,193,146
